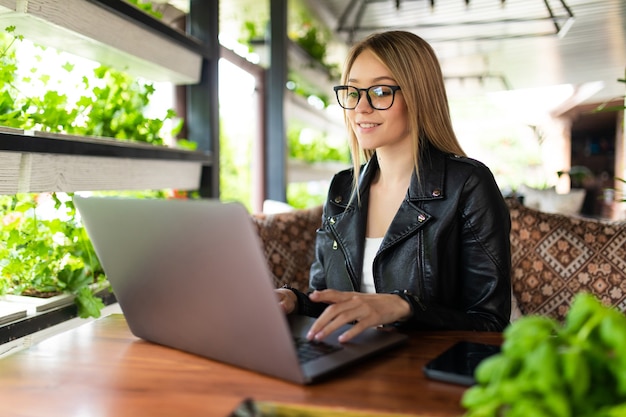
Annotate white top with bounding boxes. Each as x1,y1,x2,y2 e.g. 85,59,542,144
362,237,384,293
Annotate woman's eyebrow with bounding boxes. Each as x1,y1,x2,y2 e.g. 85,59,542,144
347,76,396,84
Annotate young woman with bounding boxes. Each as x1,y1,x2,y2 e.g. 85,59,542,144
277,31,511,342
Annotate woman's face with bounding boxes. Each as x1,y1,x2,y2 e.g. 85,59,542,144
345,49,410,152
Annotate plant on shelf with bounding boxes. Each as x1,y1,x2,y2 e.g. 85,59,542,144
0,27,186,318
290,21,340,80
285,122,350,209
0,193,105,318
239,8,340,109
0,28,183,144
124,0,163,19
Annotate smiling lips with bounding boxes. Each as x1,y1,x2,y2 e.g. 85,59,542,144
357,122,380,129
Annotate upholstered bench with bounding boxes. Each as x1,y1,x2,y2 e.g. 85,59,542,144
251,205,323,292
506,198,626,321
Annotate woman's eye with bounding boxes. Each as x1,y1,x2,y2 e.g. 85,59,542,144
372,87,391,97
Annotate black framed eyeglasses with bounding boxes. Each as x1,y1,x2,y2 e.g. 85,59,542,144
333,85,401,110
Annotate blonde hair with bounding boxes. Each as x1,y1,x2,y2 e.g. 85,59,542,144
340,31,466,193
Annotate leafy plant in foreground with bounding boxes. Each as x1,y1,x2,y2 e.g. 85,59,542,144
463,292,626,417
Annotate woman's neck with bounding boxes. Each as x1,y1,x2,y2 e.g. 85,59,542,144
365,146,414,238
373,146,414,188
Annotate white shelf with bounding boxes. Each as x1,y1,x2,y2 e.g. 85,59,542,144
0,303,27,326
285,91,345,136
287,159,349,184
0,130,210,194
287,39,338,98
0,303,122,359
0,0,203,84
1,294,75,315
0,151,203,193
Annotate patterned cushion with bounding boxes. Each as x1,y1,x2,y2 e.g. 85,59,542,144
251,205,323,291
506,198,626,321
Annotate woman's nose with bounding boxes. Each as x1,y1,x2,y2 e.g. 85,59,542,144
354,92,373,113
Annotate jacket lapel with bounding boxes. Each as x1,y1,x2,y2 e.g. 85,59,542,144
328,146,448,285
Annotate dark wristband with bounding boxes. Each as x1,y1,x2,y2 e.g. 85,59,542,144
281,285,306,314
391,289,424,321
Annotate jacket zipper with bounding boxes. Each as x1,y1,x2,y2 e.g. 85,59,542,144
328,217,358,292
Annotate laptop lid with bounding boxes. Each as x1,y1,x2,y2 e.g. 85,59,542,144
74,196,407,384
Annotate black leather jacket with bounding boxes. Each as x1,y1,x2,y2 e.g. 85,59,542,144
293,145,511,332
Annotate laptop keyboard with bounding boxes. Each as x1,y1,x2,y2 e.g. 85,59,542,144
294,337,343,363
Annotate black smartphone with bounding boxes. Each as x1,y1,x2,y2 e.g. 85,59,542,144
423,341,501,386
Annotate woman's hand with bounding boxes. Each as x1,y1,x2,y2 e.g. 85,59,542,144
275,288,298,314
306,289,411,343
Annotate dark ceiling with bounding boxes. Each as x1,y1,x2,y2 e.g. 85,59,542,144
306,0,625,109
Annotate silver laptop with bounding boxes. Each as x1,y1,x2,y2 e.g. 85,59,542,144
74,196,407,384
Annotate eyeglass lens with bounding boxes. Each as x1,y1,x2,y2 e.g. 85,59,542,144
335,85,397,110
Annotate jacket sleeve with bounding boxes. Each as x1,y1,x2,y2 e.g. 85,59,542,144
399,162,511,332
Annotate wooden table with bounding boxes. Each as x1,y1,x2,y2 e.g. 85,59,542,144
0,314,502,417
